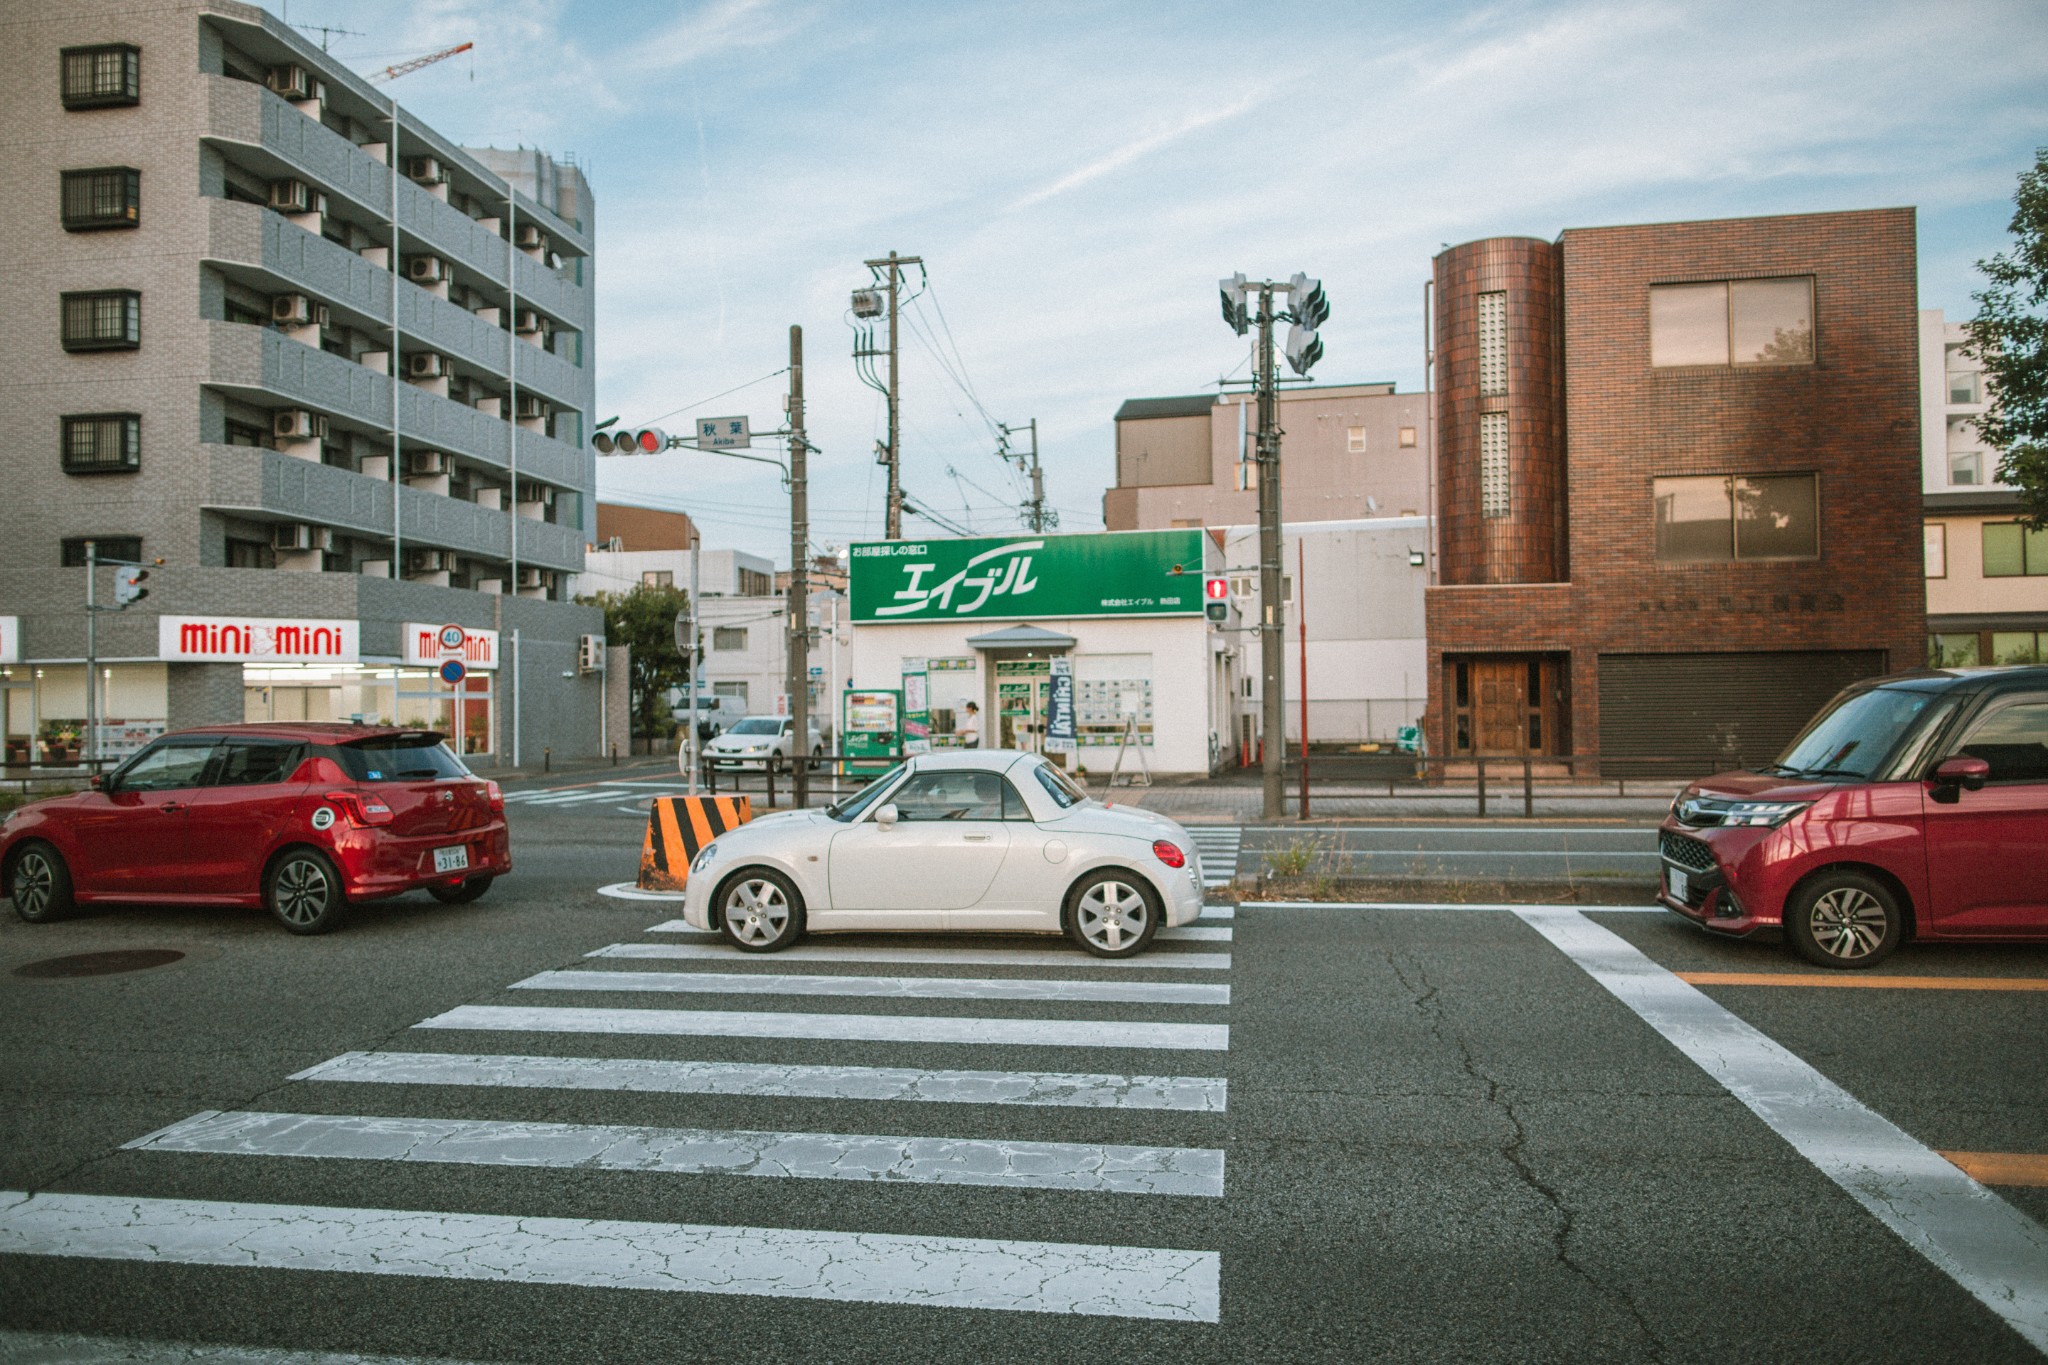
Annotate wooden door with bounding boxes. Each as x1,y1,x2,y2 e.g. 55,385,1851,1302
1472,659,1527,754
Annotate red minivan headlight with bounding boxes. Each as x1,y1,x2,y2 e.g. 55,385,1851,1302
1152,839,1187,868
1719,800,1811,828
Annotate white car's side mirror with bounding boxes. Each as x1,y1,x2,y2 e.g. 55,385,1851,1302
874,803,899,830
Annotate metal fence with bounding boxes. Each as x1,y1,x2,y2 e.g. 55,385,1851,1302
1280,751,1745,818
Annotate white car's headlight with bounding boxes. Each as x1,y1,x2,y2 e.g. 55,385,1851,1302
1719,800,1811,828
691,842,719,873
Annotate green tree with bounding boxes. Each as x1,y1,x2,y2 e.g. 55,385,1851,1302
577,581,690,742
1968,147,2048,528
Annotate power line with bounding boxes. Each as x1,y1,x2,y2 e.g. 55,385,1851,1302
637,368,789,427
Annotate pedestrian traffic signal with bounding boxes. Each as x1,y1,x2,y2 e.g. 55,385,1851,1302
1218,273,1250,336
1204,575,1230,622
114,566,149,607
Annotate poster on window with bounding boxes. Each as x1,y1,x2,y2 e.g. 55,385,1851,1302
901,660,931,754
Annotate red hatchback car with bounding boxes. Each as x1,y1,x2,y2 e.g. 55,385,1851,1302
1659,666,2048,968
2,724,509,934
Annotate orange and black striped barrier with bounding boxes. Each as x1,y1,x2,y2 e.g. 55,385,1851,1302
637,794,753,892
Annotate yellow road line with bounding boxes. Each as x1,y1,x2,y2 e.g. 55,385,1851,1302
1677,972,2048,992
1941,1152,2048,1187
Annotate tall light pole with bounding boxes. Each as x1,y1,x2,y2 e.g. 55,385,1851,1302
785,324,811,807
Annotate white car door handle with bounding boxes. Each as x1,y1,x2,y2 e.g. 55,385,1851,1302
963,833,991,842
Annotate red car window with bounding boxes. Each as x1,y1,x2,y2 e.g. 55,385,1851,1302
1959,699,2048,783
211,740,302,786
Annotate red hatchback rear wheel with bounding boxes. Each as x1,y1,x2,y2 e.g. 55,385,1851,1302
267,848,346,935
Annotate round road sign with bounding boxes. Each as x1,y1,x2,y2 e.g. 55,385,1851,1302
438,623,466,652
439,658,467,685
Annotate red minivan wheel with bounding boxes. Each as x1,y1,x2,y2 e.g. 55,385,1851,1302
1786,870,1903,969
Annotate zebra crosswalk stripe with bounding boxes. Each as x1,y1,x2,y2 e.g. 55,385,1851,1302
413,1005,1229,1050
586,942,1234,970
0,1190,1221,1322
510,968,1229,1006
640,918,1232,942
124,1110,1227,1198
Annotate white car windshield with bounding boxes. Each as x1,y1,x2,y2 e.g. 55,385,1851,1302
728,718,782,736
1031,760,1089,809
827,764,905,822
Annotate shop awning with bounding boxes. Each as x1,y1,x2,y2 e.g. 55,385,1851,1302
964,623,1076,651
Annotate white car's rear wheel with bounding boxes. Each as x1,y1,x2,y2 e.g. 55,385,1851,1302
718,868,805,953
1064,871,1160,958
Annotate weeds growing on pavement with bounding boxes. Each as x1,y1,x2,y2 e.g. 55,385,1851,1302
1262,835,1332,880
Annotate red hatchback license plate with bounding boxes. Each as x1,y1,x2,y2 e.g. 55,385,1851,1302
433,845,470,875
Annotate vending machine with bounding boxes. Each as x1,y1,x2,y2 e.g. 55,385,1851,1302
840,689,903,774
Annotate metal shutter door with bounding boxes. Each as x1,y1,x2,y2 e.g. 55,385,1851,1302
1598,651,1887,776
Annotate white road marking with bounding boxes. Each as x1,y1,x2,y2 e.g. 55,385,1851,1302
0,1328,492,1364
1244,900,1664,913
414,1005,1229,1051
641,917,1236,944
511,968,1229,1007
1199,906,1235,920
1160,926,1232,942
125,1110,1226,1198
598,883,688,902
1517,908,2048,1355
587,942,1234,971
293,1050,1229,1112
0,1190,1220,1322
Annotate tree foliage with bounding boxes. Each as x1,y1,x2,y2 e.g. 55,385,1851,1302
577,582,690,740
1968,147,2048,528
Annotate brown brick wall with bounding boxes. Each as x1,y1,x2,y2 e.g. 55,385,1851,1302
1426,208,1927,765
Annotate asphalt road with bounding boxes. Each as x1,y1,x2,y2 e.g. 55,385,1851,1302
2,785,2044,1362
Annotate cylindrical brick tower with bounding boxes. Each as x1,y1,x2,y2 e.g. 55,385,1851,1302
1433,237,1567,584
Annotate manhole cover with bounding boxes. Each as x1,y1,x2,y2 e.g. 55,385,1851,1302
13,949,186,979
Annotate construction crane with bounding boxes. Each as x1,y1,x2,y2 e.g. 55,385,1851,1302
368,41,472,84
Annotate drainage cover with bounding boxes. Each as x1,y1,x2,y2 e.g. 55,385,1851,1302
14,949,186,979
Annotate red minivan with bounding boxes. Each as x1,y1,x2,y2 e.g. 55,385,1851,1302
1659,666,2048,968
1,724,509,934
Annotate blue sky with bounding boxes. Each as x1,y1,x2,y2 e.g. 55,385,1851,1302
279,0,2048,560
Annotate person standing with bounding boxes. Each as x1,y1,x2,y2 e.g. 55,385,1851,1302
957,700,980,748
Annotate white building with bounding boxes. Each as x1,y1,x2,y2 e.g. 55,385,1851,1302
574,547,775,599
1920,309,1999,493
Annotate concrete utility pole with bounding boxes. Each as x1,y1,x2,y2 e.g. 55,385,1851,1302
785,324,810,808
84,540,97,771
1253,288,1286,820
861,252,921,539
1000,420,1055,533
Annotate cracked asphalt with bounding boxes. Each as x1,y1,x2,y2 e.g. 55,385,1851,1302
2,791,2044,1362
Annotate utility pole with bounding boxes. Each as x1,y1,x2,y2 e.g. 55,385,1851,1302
1000,420,1055,533
1253,288,1285,820
858,252,921,539
84,540,97,772
785,324,810,808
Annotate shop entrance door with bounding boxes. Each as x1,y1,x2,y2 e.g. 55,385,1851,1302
1,679,34,769
994,658,1052,752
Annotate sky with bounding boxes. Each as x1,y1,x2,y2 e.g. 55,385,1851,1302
274,0,2048,563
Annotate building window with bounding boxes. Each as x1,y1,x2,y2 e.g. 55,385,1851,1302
1479,413,1509,519
1649,277,1814,368
737,567,773,596
1477,291,1507,395
60,167,139,230
61,44,139,109
1948,449,1983,486
1346,426,1366,453
224,420,265,447
60,536,142,567
1991,632,2045,665
1924,523,1947,579
1949,370,1980,405
223,299,265,326
1928,634,1981,668
1398,426,1417,448
225,538,275,569
62,413,140,473
1983,522,2048,577
712,681,749,705
61,290,140,351
712,627,748,651
1652,473,1819,562
642,570,674,588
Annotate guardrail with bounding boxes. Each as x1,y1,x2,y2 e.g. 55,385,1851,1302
1280,752,1750,818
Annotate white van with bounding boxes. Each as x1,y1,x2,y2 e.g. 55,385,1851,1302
670,693,747,739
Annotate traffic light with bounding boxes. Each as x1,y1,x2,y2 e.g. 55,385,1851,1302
1218,273,1249,336
1284,273,1327,377
114,565,149,607
593,427,669,455
1284,322,1324,377
1204,575,1230,623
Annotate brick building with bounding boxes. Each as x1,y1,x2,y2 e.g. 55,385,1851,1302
1426,208,1925,773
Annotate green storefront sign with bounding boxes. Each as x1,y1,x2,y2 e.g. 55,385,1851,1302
849,529,1206,624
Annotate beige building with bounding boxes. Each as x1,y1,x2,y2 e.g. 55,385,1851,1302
1102,382,1430,530
1920,309,2046,666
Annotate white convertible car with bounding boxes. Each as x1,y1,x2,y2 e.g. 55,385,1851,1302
681,749,1205,957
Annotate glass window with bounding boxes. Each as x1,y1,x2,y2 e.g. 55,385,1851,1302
1949,373,1979,404
62,414,139,473
1346,426,1366,453
1990,633,2041,666
1649,283,1729,367
1983,523,2048,577
1775,686,1940,780
1729,278,1813,365
1959,700,2048,783
1032,760,1087,809
116,740,216,791
61,44,139,108
1654,476,1734,561
1929,634,1981,668
225,538,273,569
332,735,470,781
1479,413,1509,519
713,627,747,651
225,421,265,447
1925,523,1947,578
826,763,904,822
1477,291,1507,395
61,290,140,351
712,681,749,706
1732,474,1818,559
889,770,1008,821
1948,450,1982,486
60,536,141,567
61,167,140,230
212,740,301,786
641,570,673,587
728,717,782,736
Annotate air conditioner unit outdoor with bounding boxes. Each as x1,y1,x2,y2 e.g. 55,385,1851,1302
514,309,545,336
577,634,605,673
403,156,446,186
515,223,546,249
517,567,554,590
272,409,329,441
516,480,556,506
406,548,448,574
515,395,549,422
266,64,312,99
406,255,447,284
271,293,330,327
268,179,322,214
404,450,449,477
271,523,333,552
405,352,445,379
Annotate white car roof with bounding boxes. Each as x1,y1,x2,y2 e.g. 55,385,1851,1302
908,748,1037,775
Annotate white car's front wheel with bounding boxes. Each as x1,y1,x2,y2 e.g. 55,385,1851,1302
1064,870,1160,958
717,868,805,953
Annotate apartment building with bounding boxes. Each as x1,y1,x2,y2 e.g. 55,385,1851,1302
1919,309,2048,667
0,0,604,766
1426,209,1925,773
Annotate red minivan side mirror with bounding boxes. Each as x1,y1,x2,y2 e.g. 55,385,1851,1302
1932,755,1990,791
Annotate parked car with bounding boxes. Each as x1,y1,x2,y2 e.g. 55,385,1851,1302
2,724,509,935
680,749,1204,957
669,692,746,741
1658,666,2048,968
703,716,825,772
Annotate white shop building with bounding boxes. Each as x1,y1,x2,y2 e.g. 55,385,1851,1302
843,528,1242,776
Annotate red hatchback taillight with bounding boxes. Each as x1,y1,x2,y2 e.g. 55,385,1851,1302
324,790,395,828
1152,839,1186,869
485,780,504,815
